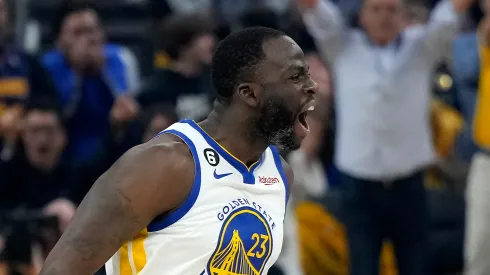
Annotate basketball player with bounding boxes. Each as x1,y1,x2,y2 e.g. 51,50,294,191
39,27,317,275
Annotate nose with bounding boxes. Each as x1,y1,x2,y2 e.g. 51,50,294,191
304,78,318,96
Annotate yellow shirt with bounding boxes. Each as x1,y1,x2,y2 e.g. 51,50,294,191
154,51,170,69
431,99,464,158
474,43,490,150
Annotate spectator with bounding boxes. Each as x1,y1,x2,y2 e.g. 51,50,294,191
42,0,140,164
0,0,59,155
296,0,474,274
140,104,178,143
0,98,75,231
331,0,362,23
67,103,179,206
452,3,482,162
464,1,490,274
138,13,216,120
402,1,430,28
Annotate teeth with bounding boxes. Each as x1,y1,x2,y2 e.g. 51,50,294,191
308,106,315,111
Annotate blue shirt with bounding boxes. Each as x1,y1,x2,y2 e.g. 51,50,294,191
452,32,481,160
42,44,131,164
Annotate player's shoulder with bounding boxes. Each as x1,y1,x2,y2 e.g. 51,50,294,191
142,133,192,158
119,133,195,181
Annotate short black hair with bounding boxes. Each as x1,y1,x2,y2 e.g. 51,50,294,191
159,13,214,60
211,26,285,99
25,97,63,123
52,0,99,38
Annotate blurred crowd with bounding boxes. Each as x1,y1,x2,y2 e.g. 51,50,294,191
0,0,488,274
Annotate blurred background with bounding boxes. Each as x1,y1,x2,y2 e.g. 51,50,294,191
0,0,487,274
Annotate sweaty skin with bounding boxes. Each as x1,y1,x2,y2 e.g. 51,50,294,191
39,133,293,275
39,31,309,275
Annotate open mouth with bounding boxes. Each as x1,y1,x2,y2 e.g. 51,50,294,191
37,145,50,156
298,111,309,130
295,101,315,138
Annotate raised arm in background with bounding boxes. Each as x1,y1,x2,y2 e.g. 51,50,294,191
417,0,476,62
296,0,346,63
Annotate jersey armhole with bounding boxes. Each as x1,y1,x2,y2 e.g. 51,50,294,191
146,129,202,232
269,146,290,208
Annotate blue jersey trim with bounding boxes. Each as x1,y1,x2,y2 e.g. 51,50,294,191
270,146,289,207
183,119,263,184
146,129,202,232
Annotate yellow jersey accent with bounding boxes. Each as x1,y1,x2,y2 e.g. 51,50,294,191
209,209,272,275
119,243,131,275
210,230,259,274
132,229,148,272
474,44,490,150
119,229,148,274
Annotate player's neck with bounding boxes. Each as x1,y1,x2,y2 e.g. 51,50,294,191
200,111,268,166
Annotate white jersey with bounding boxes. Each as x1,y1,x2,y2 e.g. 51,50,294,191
106,120,289,275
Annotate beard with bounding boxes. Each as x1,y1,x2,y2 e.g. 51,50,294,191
253,94,301,153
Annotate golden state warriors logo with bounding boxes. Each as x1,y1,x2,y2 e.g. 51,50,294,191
206,206,273,275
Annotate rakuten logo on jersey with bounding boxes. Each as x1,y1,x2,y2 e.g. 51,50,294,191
258,176,280,185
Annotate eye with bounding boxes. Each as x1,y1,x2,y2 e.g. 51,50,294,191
290,73,300,81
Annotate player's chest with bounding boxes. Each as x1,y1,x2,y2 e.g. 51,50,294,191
162,187,286,274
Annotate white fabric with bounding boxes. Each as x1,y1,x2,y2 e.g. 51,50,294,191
119,46,141,92
276,150,328,275
106,121,287,275
303,0,463,180
464,152,490,275
287,150,327,205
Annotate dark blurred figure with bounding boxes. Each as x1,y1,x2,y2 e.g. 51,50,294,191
138,13,216,120
42,0,140,165
0,0,59,156
240,7,281,29
155,0,212,15
213,0,291,26
0,98,76,232
140,104,178,143
67,103,179,206
148,0,173,21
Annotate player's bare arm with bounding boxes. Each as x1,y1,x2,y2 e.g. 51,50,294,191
39,134,195,275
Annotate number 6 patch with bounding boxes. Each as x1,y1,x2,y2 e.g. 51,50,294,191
203,148,220,166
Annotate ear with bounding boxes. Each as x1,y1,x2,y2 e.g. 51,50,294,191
237,83,262,108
